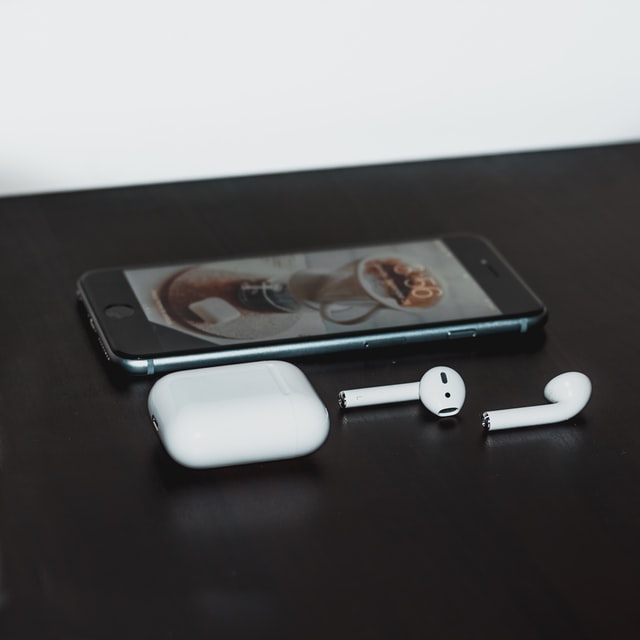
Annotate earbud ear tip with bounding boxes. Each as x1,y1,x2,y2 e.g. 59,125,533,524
419,366,466,416
543,371,592,408
544,371,591,401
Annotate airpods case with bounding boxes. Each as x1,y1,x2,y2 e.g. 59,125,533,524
147,361,330,468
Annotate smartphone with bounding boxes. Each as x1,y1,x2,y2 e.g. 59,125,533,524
77,235,547,375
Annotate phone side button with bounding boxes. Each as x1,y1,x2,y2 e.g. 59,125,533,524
447,329,477,339
364,336,408,349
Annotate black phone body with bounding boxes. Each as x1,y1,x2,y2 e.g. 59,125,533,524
77,235,547,375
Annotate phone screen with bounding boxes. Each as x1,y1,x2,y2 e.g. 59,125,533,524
123,239,500,347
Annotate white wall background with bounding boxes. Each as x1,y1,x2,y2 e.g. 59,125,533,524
1,1,639,197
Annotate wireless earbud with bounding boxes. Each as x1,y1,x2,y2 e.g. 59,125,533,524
481,371,592,431
338,366,466,417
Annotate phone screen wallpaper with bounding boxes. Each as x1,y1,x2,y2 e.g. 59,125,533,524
124,240,499,346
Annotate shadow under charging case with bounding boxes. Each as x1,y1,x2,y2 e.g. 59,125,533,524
148,360,330,468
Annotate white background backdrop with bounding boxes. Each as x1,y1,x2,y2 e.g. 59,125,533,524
1,0,639,197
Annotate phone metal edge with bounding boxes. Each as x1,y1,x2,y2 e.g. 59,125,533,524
146,313,545,375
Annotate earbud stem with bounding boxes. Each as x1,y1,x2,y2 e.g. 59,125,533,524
482,405,574,431
339,382,420,409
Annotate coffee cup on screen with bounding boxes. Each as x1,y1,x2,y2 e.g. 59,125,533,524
288,256,442,324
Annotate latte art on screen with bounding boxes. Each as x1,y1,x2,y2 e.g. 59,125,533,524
363,258,443,308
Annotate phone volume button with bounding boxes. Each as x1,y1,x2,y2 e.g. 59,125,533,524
96,336,112,361
447,329,477,339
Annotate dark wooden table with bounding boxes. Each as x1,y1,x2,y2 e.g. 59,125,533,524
2,143,640,639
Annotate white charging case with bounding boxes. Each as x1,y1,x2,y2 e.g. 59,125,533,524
147,360,330,468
